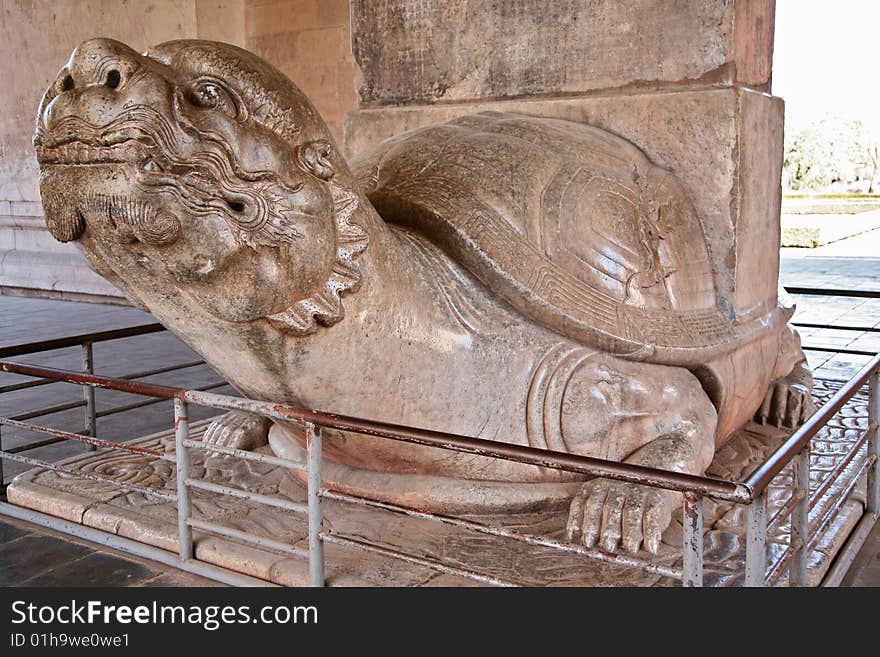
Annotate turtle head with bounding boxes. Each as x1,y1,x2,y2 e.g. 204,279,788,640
35,38,366,331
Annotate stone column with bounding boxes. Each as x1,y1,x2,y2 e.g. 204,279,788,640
344,0,781,322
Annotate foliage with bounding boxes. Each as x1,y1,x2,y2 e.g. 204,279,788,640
783,117,880,192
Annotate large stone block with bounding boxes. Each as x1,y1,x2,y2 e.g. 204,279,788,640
351,0,775,106
345,86,784,318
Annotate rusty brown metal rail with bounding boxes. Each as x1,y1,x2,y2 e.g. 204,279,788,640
745,353,880,495
0,358,751,503
4,352,879,504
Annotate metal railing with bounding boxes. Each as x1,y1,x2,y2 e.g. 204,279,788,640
0,286,877,587
0,324,227,489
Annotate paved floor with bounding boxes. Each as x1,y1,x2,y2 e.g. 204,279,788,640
0,514,218,586
0,231,878,586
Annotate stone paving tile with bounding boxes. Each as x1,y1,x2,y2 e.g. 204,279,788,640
0,534,92,585
0,516,220,587
0,517,31,543
18,550,157,587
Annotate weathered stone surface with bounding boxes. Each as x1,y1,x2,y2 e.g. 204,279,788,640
33,37,808,556
351,0,775,106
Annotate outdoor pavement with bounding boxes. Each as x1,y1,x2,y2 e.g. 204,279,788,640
0,228,878,586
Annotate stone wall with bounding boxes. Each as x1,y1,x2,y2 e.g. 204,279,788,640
0,0,355,301
345,0,781,323
245,0,357,148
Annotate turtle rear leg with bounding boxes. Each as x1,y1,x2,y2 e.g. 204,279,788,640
203,411,271,451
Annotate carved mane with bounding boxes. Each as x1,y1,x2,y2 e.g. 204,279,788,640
145,40,369,334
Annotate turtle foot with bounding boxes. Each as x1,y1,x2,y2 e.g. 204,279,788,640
203,411,271,453
755,360,814,429
565,478,679,555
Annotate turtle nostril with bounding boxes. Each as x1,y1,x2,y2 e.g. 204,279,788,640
105,69,121,89
60,75,75,92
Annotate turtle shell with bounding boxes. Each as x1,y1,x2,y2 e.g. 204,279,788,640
356,112,782,366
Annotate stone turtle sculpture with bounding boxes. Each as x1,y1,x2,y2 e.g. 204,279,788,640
35,39,812,555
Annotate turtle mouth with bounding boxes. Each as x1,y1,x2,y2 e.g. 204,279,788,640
35,136,159,168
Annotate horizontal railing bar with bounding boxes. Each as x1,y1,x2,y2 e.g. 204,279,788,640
0,377,57,394
182,438,306,472
4,435,70,454
119,360,206,381
321,532,518,587
10,399,85,422
766,489,808,533
0,360,206,395
95,397,165,418
807,429,872,512
186,478,308,514
93,382,227,418
765,453,874,587
186,518,308,558
322,489,683,579
794,322,880,333
0,361,181,398
0,359,749,500
184,390,750,501
801,346,878,356
785,287,880,299
803,453,876,559
0,449,176,500
0,417,167,457
745,353,880,494
0,502,274,587
0,322,165,358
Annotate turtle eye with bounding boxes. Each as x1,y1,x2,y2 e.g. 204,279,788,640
187,79,239,119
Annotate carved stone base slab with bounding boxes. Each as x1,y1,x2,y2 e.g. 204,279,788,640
6,378,868,586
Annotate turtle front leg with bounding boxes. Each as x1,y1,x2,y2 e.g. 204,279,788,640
203,411,271,451
565,433,702,554
558,355,717,555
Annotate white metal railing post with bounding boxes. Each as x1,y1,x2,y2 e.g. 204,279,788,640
0,424,4,493
174,398,193,561
868,371,880,517
682,492,703,587
81,342,97,449
307,422,325,587
789,444,811,586
745,491,767,586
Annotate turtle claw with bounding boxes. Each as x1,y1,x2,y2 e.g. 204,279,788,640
756,362,814,429
565,478,679,555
